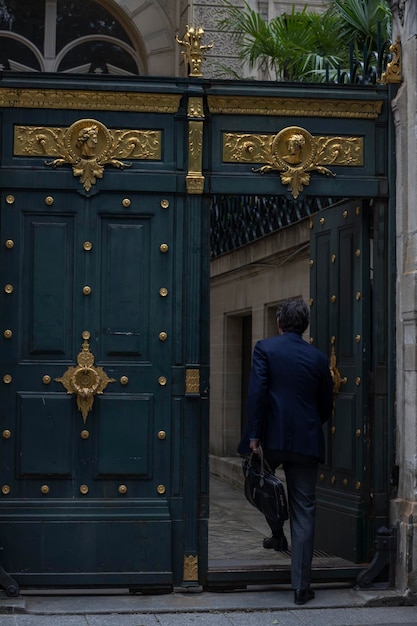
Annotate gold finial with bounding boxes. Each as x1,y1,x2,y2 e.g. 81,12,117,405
176,25,213,78
381,37,402,84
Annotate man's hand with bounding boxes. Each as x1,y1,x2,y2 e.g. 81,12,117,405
249,439,260,453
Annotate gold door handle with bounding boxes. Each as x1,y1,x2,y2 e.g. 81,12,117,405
55,336,115,423
329,339,347,396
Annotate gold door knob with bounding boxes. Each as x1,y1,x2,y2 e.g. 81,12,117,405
82,286,92,295
157,430,167,440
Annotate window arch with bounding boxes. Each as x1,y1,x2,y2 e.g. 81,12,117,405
0,0,146,74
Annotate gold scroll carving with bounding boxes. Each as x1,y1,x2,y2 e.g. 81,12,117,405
14,120,162,191
381,37,402,84
223,127,363,198
0,88,181,113
208,96,383,119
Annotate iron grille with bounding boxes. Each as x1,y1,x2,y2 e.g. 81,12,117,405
210,195,338,259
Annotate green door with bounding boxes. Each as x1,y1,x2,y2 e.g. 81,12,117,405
0,186,175,586
310,199,371,563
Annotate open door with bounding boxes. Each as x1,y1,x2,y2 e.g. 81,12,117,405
310,199,371,563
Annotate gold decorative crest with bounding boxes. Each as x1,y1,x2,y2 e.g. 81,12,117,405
223,127,364,198
14,120,162,191
55,339,115,423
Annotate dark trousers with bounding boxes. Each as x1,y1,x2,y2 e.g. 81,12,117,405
264,450,319,590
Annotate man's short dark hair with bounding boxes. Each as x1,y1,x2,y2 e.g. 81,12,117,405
276,298,309,335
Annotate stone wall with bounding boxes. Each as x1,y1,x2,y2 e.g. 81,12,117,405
389,0,417,597
210,219,310,457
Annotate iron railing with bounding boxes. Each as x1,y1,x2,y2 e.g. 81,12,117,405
210,195,340,259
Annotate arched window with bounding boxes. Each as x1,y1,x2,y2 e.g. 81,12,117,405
0,0,144,74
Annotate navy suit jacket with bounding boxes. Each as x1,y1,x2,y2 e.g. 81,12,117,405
238,332,334,462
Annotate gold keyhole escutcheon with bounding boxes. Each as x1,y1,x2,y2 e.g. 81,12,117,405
159,287,168,297
2,485,10,495
160,199,169,209
83,241,93,251
157,484,166,494
80,485,89,494
5,195,15,205
4,284,13,294
3,375,12,384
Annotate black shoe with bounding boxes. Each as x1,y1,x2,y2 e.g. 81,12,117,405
262,534,288,551
294,589,315,605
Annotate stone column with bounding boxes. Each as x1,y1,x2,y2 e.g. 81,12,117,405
390,0,417,596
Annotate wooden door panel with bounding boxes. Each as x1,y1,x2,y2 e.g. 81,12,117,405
18,393,73,477
99,218,150,359
95,394,152,477
22,213,76,359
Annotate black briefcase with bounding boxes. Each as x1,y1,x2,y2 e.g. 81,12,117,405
242,445,289,523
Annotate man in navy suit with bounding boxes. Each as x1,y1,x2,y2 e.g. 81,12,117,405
238,298,333,605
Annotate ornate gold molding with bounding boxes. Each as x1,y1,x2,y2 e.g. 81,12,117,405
381,37,402,84
185,369,200,394
55,336,115,423
183,554,198,581
223,127,363,198
186,97,205,194
208,96,383,119
15,120,161,191
0,88,181,112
